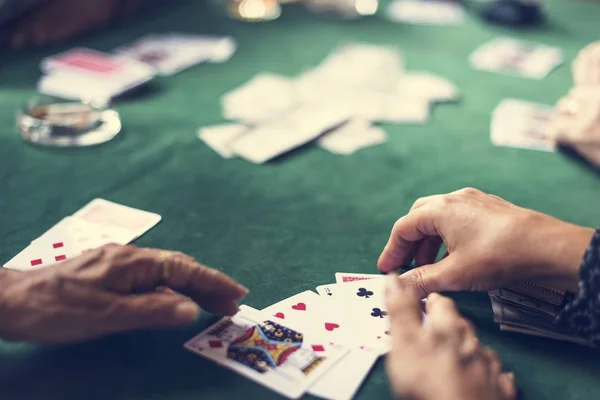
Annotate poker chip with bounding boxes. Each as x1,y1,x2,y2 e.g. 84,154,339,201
482,0,544,27
17,96,121,148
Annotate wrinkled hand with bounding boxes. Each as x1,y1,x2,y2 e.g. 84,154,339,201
386,278,516,400
0,244,247,343
378,188,594,297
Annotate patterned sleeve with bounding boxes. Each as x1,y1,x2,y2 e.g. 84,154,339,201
556,228,600,343
0,0,48,27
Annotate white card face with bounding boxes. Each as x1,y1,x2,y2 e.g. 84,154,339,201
470,37,563,79
262,292,380,400
222,73,297,124
318,120,387,155
386,0,466,26
491,98,556,152
334,279,391,352
335,272,385,284
230,103,350,164
73,199,161,240
34,216,135,248
309,348,379,400
197,123,248,158
397,72,460,103
185,305,348,399
4,225,83,271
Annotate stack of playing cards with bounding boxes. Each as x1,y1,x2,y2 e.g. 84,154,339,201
385,0,466,26
489,282,592,346
37,34,236,103
470,37,563,80
490,98,557,152
2,199,161,271
197,42,460,163
186,272,420,400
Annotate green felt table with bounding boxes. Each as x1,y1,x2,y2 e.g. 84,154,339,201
2,1,600,399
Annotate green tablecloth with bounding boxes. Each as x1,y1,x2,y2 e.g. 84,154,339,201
2,1,600,399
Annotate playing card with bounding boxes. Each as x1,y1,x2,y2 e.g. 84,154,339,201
39,48,155,102
197,123,248,158
334,279,391,352
335,272,385,284
73,199,161,240
386,0,466,26
397,72,460,103
222,73,297,124
116,34,236,76
470,37,563,79
262,292,379,400
34,216,135,248
230,103,350,164
318,120,387,155
491,98,556,152
4,225,83,271
185,305,348,399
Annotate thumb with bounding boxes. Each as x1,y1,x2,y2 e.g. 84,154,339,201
110,293,201,332
498,372,517,400
397,256,460,298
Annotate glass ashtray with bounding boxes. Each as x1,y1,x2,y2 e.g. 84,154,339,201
17,97,122,148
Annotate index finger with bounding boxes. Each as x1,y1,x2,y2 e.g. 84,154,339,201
378,206,441,273
386,275,424,342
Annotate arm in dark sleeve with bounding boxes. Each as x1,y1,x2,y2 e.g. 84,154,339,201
556,228,600,344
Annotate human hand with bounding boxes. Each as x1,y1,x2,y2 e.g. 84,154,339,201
378,188,595,297
0,244,247,343
385,278,516,400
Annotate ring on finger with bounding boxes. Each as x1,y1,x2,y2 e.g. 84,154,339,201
158,250,175,283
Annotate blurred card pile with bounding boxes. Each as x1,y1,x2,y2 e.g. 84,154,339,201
38,34,236,104
385,0,466,26
489,282,592,346
198,42,460,163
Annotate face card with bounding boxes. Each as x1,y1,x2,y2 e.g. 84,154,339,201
185,305,348,399
73,199,161,240
335,272,385,284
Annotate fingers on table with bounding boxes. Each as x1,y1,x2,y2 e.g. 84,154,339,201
498,372,517,400
110,292,202,330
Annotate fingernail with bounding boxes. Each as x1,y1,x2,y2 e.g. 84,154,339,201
174,302,201,323
237,285,249,297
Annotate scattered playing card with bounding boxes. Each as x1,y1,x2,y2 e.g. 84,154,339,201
39,48,155,103
386,0,466,26
185,305,348,399
222,73,297,124
116,34,236,76
491,98,556,152
34,216,135,248
197,123,248,158
318,119,387,155
470,37,563,79
73,198,162,240
230,103,350,164
397,72,460,103
4,234,79,271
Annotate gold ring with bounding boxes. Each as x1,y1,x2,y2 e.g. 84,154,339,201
158,250,174,283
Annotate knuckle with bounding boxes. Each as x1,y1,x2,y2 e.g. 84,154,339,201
459,187,481,197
